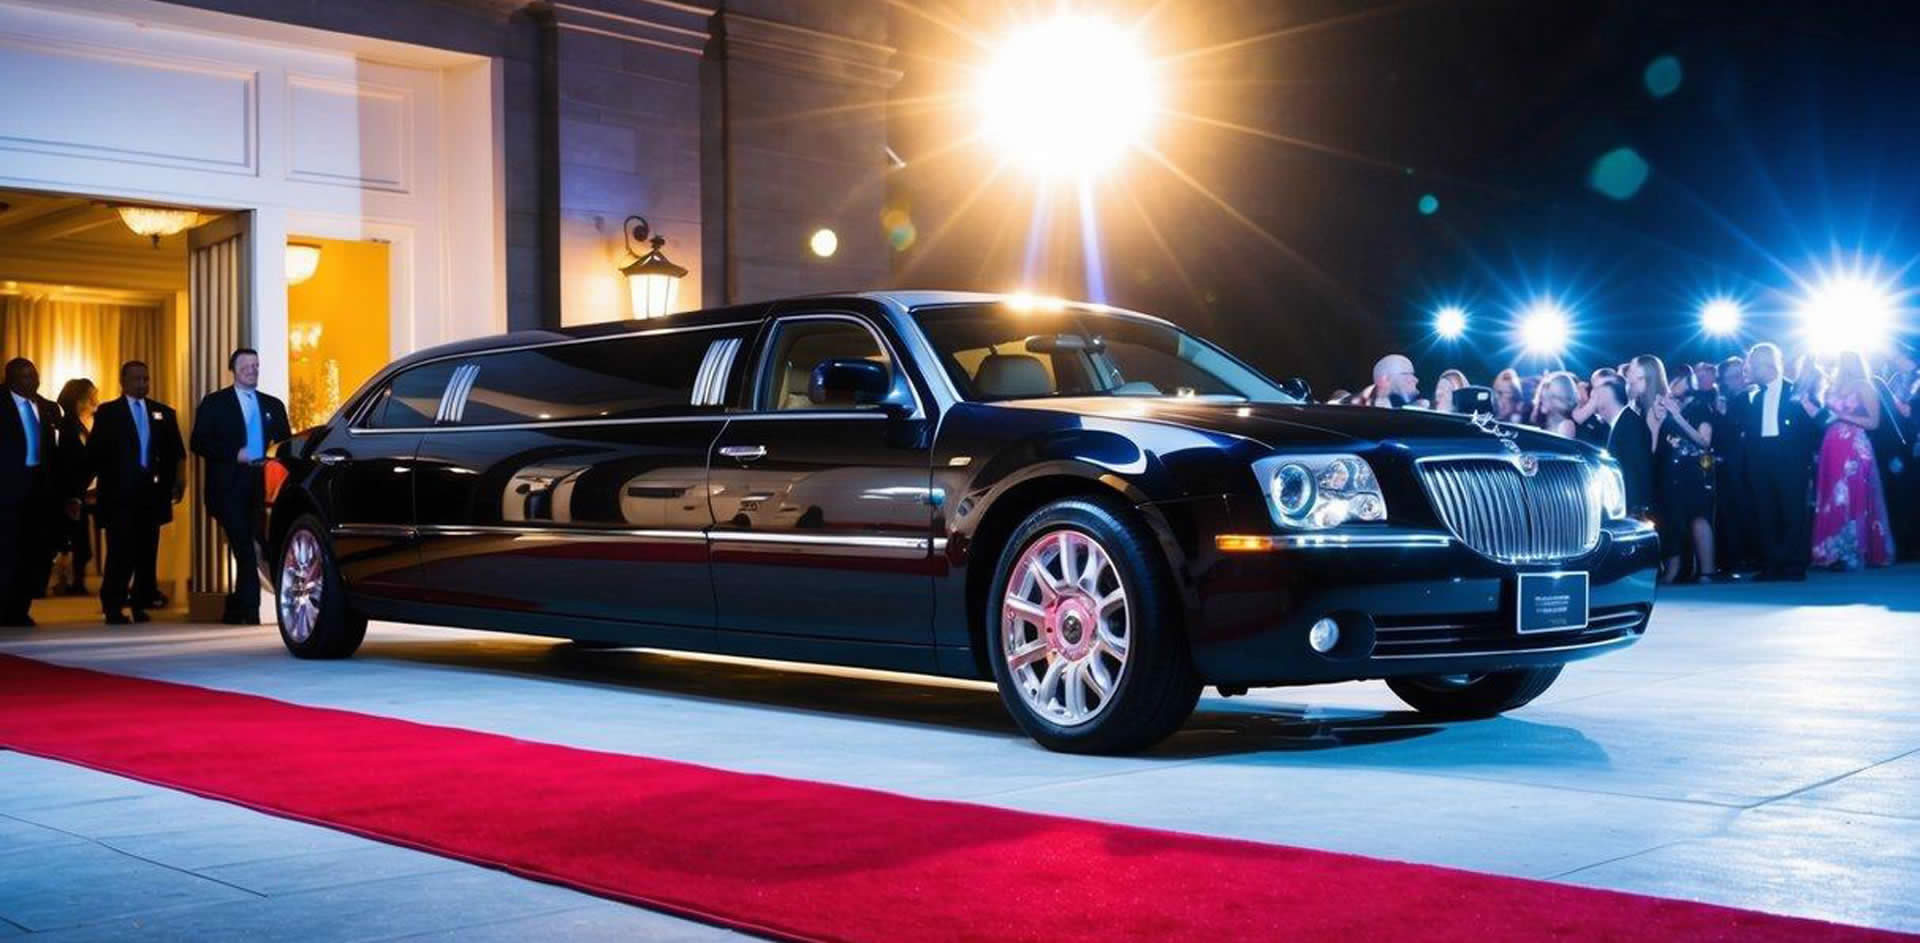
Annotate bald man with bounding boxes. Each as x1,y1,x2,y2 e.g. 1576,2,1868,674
1371,354,1419,408
1741,342,1823,581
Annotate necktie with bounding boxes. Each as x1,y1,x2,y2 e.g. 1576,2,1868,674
241,391,265,461
132,400,150,468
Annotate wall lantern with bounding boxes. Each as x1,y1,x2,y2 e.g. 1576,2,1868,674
113,204,200,247
285,242,323,286
619,215,687,319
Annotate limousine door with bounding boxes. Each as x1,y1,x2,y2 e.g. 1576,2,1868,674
318,360,457,596
408,321,755,636
707,307,939,645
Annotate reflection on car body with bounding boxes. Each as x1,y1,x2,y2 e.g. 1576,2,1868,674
264,291,1658,754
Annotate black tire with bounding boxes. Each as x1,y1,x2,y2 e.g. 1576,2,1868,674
985,497,1202,754
273,514,367,660
1386,665,1563,719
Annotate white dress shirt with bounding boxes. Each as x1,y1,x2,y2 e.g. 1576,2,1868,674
1759,378,1784,438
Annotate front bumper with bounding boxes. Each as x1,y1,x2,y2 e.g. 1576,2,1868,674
1164,496,1660,687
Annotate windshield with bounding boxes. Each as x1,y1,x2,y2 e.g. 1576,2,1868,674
913,303,1296,403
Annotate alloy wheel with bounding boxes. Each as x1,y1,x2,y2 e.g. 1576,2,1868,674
278,529,323,643
1002,528,1132,727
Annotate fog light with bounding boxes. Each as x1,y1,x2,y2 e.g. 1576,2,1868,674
1308,617,1340,653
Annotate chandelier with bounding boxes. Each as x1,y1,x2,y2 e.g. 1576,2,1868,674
114,205,200,247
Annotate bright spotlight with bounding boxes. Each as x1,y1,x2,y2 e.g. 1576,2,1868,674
977,16,1158,177
1517,300,1572,355
1797,273,1897,355
1434,305,1468,339
1699,298,1743,336
809,228,838,258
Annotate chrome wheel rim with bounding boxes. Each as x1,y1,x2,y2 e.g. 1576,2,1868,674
278,530,323,643
1002,528,1131,728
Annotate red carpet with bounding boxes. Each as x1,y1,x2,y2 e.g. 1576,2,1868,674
0,653,1906,942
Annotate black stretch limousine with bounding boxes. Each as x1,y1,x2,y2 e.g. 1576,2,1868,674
262,291,1659,753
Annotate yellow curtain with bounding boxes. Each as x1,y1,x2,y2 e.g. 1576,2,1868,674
0,296,175,406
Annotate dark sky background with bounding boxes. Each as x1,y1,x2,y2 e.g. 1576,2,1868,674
883,0,1920,393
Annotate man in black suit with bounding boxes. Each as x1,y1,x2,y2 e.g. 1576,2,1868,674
189,348,290,624
90,361,186,624
1606,372,1656,519
2,358,61,626
1742,343,1824,581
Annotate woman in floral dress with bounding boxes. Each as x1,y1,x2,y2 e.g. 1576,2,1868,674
1810,351,1897,569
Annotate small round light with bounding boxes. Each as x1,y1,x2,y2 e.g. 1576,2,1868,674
1320,459,1354,492
809,228,838,258
1272,463,1315,518
1309,618,1340,654
1434,305,1468,339
1350,493,1386,522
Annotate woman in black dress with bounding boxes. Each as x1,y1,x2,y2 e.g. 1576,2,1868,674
1652,367,1721,583
53,378,98,595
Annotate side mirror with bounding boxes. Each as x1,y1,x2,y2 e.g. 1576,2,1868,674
1281,376,1312,401
809,358,891,408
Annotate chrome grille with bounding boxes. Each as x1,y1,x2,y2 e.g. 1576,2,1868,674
1417,457,1601,562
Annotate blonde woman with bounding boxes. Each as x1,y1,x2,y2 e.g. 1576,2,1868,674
1431,369,1470,413
1532,372,1579,437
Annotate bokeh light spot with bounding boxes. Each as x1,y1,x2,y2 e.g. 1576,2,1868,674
809,228,838,258
1588,147,1649,201
1418,194,1440,215
1643,56,1683,98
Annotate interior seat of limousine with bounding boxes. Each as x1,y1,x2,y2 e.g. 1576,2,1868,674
974,353,1053,398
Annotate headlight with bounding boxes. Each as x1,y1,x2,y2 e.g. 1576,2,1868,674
1254,454,1389,530
1591,462,1627,520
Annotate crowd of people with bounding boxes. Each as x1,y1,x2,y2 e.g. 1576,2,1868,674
1,349,288,628
1341,343,1919,582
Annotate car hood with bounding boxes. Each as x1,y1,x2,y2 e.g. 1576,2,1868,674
1000,397,1598,458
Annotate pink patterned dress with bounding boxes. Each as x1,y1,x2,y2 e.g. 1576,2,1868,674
1809,393,1896,569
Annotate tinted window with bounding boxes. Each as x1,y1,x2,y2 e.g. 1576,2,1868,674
367,361,457,429
456,330,736,426
756,319,892,411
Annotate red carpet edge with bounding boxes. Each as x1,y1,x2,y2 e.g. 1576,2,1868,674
0,653,1908,943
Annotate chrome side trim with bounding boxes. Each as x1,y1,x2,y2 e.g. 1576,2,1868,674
409,415,733,434
1371,633,1637,660
332,523,419,538
446,363,480,424
691,337,743,407
709,531,931,552
1274,532,1454,549
412,523,707,541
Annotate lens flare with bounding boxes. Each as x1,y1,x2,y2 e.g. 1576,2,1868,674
1699,298,1743,336
977,16,1158,177
1433,305,1468,339
1517,300,1572,355
1796,272,1898,355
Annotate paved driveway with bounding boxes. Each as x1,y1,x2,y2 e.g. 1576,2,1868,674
4,566,1917,938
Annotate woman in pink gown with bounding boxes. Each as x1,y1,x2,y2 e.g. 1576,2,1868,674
1810,351,1896,569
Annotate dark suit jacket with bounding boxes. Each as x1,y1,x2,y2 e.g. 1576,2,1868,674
55,414,92,503
1740,379,1824,461
90,397,187,525
1607,405,1656,516
189,386,291,502
0,392,59,506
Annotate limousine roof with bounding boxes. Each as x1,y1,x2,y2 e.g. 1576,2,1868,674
383,290,1172,374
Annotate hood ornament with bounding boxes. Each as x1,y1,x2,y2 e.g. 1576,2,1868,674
1469,411,1525,456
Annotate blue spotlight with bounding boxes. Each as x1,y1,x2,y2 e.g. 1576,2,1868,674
1517,299,1572,356
1433,305,1468,339
1699,298,1743,337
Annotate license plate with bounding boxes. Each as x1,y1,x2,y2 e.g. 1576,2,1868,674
1516,571,1589,634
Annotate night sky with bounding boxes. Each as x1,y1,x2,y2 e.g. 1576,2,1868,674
885,0,1920,393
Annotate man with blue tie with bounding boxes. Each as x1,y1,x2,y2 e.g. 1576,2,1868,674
2,358,60,627
190,349,290,625
90,361,186,624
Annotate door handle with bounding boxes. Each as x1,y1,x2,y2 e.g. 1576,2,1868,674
316,450,349,465
718,444,767,462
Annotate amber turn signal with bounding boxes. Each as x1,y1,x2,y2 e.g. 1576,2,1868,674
1214,534,1276,552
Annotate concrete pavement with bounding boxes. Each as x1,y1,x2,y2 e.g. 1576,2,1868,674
3,565,1917,938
